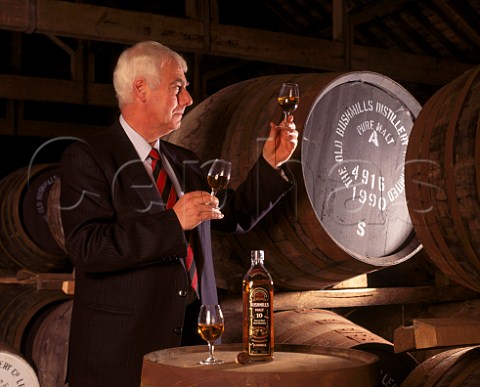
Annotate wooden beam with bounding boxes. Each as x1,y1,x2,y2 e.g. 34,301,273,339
0,74,116,106
433,0,480,47
0,117,14,135
332,0,344,41
0,0,30,31
0,117,109,138
209,23,344,70
349,44,470,85
16,119,108,138
414,318,480,349
221,285,480,314
0,269,75,294
393,326,416,353
34,0,204,50
0,0,472,86
332,0,352,70
394,317,480,353
410,8,464,59
349,0,411,26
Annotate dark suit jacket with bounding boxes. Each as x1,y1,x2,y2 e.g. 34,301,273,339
59,120,293,387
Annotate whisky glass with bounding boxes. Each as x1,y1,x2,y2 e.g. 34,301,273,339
207,159,231,196
278,82,299,122
197,304,225,365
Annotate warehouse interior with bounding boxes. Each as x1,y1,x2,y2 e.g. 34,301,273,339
0,0,479,385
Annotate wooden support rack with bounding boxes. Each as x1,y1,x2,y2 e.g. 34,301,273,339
394,317,480,353
0,270,75,294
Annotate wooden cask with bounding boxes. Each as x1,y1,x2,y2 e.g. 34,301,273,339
31,299,72,387
168,72,422,291
141,343,379,387
0,285,71,386
0,164,69,274
46,177,67,253
0,341,40,387
405,65,480,292
0,285,70,352
275,309,417,387
401,346,480,387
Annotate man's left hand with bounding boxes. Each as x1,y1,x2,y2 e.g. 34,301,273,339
262,115,299,169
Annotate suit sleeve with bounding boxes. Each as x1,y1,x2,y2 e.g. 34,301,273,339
213,155,294,233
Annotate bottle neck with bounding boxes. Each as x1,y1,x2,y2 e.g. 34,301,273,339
251,250,264,266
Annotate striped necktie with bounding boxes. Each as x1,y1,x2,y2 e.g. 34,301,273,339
149,147,199,298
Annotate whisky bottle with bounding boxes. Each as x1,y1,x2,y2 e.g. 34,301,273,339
242,250,274,361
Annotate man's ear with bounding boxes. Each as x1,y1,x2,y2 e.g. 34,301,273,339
134,78,147,102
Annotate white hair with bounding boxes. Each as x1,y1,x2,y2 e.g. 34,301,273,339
113,41,188,107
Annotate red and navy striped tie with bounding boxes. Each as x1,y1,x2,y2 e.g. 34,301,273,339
149,147,199,298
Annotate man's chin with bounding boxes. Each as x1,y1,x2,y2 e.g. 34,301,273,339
161,122,182,137
172,120,183,131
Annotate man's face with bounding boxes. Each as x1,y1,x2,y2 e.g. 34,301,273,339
145,59,193,136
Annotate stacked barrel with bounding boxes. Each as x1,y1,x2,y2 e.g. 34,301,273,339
1,65,480,385
168,71,423,292
168,68,480,385
0,162,72,386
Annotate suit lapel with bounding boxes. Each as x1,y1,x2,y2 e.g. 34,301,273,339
160,140,205,195
110,123,164,213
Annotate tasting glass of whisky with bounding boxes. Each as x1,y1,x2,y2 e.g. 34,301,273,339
207,159,231,196
197,304,225,365
277,82,299,122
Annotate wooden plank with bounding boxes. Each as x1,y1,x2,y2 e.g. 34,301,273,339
209,23,344,71
0,270,74,294
394,317,480,353
0,118,14,135
348,44,470,85
36,0,204,50
0,0,29,31
0,118,106,139
330,274,368,289
0,0,472,86
414,317,480,349
62,280,75,295
221,285,480,313
349,0,411,26
0,74,116,107
393,325,416,353
433,0,480,47
17,119,108,139
332,0,345,41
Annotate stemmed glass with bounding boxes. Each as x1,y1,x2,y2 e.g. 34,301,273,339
197,304,225,365
277,82,300,122
207,159,231,196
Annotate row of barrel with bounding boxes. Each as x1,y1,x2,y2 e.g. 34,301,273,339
0,65,479,385
1,65,479,293
0,284,480,386
167,65,480,293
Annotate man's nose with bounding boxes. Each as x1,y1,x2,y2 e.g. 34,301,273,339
179,89,193,106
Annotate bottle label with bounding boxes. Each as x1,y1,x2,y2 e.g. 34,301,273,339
248,287,272,356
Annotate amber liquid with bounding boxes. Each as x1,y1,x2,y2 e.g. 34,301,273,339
197,323,224,342
207,175,229,192
242,267,274,361
277,96,299,114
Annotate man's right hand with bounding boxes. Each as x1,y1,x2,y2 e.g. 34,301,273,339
173,191,224,230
